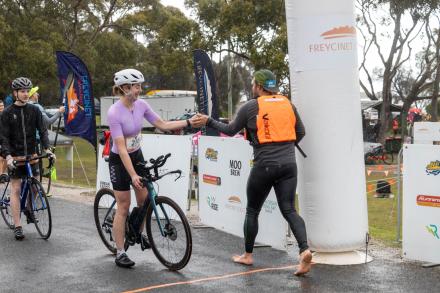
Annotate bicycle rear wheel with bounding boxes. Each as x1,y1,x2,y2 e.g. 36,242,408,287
146,196,192,271
30,179,52,239
0,179,14,229
94,188,117,254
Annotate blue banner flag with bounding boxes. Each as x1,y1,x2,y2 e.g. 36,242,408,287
55,51,97,149
193,49,219,135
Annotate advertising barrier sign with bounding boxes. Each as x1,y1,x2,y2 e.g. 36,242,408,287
198,136,287,250
96,134,193,211
403,144,440,263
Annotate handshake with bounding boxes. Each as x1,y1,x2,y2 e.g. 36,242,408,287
187,113,210,128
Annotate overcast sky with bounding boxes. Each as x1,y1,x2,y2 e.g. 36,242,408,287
160,0,193,18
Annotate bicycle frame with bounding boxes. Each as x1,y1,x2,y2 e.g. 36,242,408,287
103,181,170,238
1,158,48,213
145,181,170,238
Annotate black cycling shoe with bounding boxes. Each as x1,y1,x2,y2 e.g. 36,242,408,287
115,253,135,268
14,226,25,240
23,210,37,224
137,234,151,250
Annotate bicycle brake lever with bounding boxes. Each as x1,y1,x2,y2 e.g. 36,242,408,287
174,171,182,181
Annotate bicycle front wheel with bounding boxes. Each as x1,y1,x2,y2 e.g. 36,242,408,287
146,196,192,271
94,188,117,254
30,179,52,239
0,179,14,229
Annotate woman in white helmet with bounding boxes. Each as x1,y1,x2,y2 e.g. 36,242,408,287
107,69,201,268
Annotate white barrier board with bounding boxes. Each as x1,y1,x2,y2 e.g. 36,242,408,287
96,134,193,211
198,136,287,250
414,122,440,144
403,144,440,263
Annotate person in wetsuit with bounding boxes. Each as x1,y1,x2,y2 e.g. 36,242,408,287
196,69,312,276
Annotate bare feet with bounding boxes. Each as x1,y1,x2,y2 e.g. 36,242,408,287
232,253,253,266
294,250,312,276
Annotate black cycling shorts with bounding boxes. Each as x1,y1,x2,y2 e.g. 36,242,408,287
10,163,40,179
108,149,145,191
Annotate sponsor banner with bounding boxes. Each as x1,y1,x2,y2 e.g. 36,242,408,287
193,49,219,136
426,224,440,240
403,144,440,263
96,134,193,212
203,174,221,186
55,51,97,148
289,14,357,71
205,147,218,161
198,136,287,250
417,195,440,208
426,160,440,176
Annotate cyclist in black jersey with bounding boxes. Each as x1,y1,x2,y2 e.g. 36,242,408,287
1,77,55,240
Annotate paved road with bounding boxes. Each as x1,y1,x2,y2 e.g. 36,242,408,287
0,198,438,293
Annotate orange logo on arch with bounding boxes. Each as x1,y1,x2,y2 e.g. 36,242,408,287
321,26,356,39
67,81,80,123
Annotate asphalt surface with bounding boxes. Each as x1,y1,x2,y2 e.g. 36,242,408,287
0,197,439,293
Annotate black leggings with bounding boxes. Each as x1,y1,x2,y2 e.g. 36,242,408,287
245,163,309,254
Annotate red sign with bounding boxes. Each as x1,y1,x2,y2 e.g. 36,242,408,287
417,195,440,208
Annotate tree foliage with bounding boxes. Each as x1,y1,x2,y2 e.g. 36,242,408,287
357,0,440,141
0,0,201,104
185,0,289,93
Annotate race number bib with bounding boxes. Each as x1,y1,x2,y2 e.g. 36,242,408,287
125,133,142,153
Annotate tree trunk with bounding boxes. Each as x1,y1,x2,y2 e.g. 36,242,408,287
379,79,392,144
400,99,412,142
432,95,439,121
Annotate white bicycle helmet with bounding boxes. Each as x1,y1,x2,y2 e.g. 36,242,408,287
113,69,145,86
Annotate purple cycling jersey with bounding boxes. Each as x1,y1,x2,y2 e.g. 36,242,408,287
107,99,160,154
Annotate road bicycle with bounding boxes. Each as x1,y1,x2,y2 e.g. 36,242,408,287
94,153,192,271
0,154,53,239
364,144,394,165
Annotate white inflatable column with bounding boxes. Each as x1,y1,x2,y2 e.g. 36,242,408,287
285,0,371,264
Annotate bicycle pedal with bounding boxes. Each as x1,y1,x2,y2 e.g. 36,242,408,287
140,240,151,251
138,235,151,250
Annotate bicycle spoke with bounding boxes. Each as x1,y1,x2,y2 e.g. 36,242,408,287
94,189,117,254
147,196,191,270
31,180,52,239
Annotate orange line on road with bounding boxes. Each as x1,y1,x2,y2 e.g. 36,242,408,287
123,265,296,293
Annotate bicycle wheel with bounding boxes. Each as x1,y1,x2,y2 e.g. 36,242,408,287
146,196,192,271
94,188,117,254
382,151,394,165
30,179,52,239
0,180,14,229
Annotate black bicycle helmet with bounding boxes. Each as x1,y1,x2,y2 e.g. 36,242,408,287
11,77,33,90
